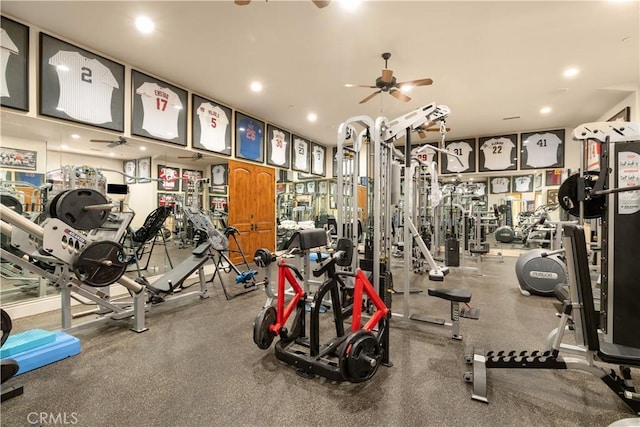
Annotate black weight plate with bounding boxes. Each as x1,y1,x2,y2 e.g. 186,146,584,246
253,248,274,268
1,309,12,347
47,190,69,219
0,194,23,215
73,241,127,287
339,330,381,383
558,172,606,219
253,306,276,350
56,189,110,230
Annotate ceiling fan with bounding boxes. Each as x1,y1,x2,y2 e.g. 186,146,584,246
177,152,208,161
90,136,128,148
355,52,433,104
235,1,330,8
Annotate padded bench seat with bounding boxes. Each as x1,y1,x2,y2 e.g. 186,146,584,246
428,288,472,303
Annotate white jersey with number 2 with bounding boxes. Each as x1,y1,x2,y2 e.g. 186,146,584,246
49,51,119,124
136,81,182,139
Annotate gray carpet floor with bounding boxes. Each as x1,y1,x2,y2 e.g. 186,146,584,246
1,248,637,427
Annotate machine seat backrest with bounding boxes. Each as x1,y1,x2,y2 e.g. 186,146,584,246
286,229,327,251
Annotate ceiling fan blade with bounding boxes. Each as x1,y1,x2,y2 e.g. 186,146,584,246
312,0,331,8
357,85,377,89
234,0,251,5
396,78,433,87
417,129,427,139
390,89,411,102
90,139,114,143
425,127,451,132
381,68,393,84
359,90,382,104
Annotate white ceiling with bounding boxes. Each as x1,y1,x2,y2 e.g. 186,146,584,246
1,0,639,164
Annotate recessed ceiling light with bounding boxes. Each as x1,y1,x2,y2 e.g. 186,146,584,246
71,134,80,139
563,67,579,78
540,106,552,114
135,16,155,34
61,144,68,150
344,84,354,88
250,81,263,92
307,113,317,122
139,146,147,151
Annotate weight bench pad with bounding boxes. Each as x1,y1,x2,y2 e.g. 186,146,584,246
149,244,211,292
286,229,327,251
598,342,640,366
428,288,472,303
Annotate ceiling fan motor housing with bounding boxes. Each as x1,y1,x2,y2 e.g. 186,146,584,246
376,76,396,91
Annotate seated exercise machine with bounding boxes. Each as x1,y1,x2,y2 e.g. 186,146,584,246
183,207,258,300
0,188,210,332
465,224,640,415
125,205,174,273
252,229,391,383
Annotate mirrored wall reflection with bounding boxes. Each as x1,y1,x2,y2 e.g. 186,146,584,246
0,126,53,306
276,168,336,250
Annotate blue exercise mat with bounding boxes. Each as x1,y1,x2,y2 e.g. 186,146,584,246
0,328,56,358
2,331,81,376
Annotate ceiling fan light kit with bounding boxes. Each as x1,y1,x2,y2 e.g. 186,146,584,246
355,52,433,104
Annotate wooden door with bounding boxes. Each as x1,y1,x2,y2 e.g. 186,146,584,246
228,161,275,263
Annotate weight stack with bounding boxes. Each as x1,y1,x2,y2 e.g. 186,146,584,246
445,238,460,267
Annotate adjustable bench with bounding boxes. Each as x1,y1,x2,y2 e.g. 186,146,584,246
409,288,473,340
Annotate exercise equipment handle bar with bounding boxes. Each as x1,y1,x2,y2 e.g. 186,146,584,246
0,204,44,239
541,248,566,257
593,185,640,197
83,203,118,212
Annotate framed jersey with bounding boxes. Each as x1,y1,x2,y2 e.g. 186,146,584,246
181,168,203,192
266,124,291,168
137,157,151,183
132,70,187,146
192,94,231,155
123,159,136,184
512,174,534,193
235,112,265,163
410,143,438,167
157,165,180,191
291,134,311,173
478,134,517,172
1,16,29,112
39,33,124,132
489,176,512,194
311,143,326,176
211,164,228,186
441,138,476,174
520,129,564,170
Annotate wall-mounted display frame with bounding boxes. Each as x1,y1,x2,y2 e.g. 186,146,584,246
479,134,517,172
489,176,511,194
39,33,124,132
209,185,227,195
292,135,311,173
441,138,476,174
235,112,264,163
123,159,136,184
181,168,203,192
311,143,326,176
0,147,36,170
1,16,29,111
192,94,231,155
14,172,44,186
520,129,564,170
317,180,328,195
277,169,294,183
306,181,316,193
132,69,187,145
534,172,543,190
185,194,203,209
157,192,181,213
297,172,314,180
266,124,291,168
157,164,180,191
545,168,566,187
209,196,228,213
137,157,151,183
211,164,228,186
512,174,534,193
410,143,438,166
295,182,306,194
547,188,559,206
588,107,631,171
